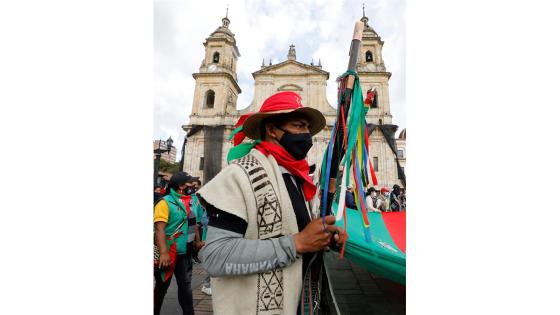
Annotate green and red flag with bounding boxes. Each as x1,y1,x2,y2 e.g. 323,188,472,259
159,232,183,282
333,206,405,284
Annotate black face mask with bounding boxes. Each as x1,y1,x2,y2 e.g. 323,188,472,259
185,187,195,195
276,126,313,160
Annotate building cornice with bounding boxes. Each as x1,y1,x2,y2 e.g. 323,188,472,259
204,36,237,47
252,60,330,79
192,72,242,93
357,71,392,79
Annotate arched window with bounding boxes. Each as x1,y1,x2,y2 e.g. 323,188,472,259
365,51,373,62
205,90,215,108
213,52,220,63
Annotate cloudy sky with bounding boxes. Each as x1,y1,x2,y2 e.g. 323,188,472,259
154,0,405,161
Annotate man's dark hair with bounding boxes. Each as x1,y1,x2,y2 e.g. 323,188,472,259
392,185,401,195
260,114,287,140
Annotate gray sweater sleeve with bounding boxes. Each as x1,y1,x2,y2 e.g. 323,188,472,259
200,225,299,277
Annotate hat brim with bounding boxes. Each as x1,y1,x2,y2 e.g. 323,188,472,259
242,107,326,140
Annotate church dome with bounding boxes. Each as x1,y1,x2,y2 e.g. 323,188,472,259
360,7,380,38
209,25,234,39
208,12,235,40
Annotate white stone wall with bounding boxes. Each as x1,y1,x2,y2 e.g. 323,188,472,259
183,131,205,179
396,138,406,174
246,62,336,116
367,129,399,188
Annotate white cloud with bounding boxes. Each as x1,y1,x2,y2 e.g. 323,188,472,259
154,0,405,161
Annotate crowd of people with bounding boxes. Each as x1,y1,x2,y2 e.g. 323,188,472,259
346,184,406,213
153,173,209,315
153,175,404,314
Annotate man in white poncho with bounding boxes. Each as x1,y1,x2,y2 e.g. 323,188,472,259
197,91,344,315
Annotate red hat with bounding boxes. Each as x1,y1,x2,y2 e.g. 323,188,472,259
242,91,326,140
381,187,390,193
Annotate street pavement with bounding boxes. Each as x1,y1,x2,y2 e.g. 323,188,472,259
324,250,406,314
158,251,405,315
158,262,213,315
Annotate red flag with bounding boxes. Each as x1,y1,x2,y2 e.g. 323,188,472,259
365,88,378,108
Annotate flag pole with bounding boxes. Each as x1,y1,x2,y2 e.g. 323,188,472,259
324,21,364,214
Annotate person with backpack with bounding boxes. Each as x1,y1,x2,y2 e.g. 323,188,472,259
153,172,199,315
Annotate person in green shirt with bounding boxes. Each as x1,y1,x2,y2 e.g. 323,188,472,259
154,172,198,315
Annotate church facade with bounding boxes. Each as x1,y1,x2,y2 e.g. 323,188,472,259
181,13,405,189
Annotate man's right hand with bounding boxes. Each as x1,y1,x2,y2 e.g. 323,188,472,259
293,215,342,254
158,251,171,269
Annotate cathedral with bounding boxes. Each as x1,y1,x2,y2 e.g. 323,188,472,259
181,12,406,189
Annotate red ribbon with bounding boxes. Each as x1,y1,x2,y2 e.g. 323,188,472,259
232,113,253,146
180,194,192,218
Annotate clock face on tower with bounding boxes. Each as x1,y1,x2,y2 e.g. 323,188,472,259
208,64,217,72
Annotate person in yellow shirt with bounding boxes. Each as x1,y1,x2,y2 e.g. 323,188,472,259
154,172,197,315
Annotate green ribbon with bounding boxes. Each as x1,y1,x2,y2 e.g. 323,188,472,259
228,125,244,141
226,140,262,163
